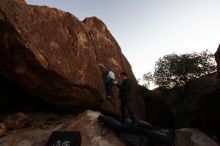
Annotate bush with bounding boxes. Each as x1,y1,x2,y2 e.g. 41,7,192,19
143,50,216,88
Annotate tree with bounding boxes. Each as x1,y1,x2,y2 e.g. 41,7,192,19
143,50,216,88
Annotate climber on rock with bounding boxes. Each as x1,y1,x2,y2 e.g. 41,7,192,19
98,63,116,100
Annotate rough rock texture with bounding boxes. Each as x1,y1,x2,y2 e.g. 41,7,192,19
0,0,145,118
14,0,26,4
215,44,220,85
176,128,219,146
0,123,7,137
3,112,31,130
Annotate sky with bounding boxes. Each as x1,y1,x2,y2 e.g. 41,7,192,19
27,0,220,80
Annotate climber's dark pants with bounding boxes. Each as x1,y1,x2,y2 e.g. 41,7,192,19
121,100,136,123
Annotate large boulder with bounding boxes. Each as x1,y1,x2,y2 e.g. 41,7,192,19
0,0,145,118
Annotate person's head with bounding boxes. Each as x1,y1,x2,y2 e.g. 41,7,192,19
120,71,128,80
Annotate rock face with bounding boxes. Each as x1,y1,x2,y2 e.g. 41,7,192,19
176,128,219,146
14,0,26,4
215,44,220,85
3,112,31,130
0,0,145,118
0,123,7,137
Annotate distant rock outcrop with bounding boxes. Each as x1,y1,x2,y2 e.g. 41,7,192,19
0,0,145,118
143,72,220,140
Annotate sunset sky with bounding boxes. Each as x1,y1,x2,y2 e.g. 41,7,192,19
28,0,220,80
